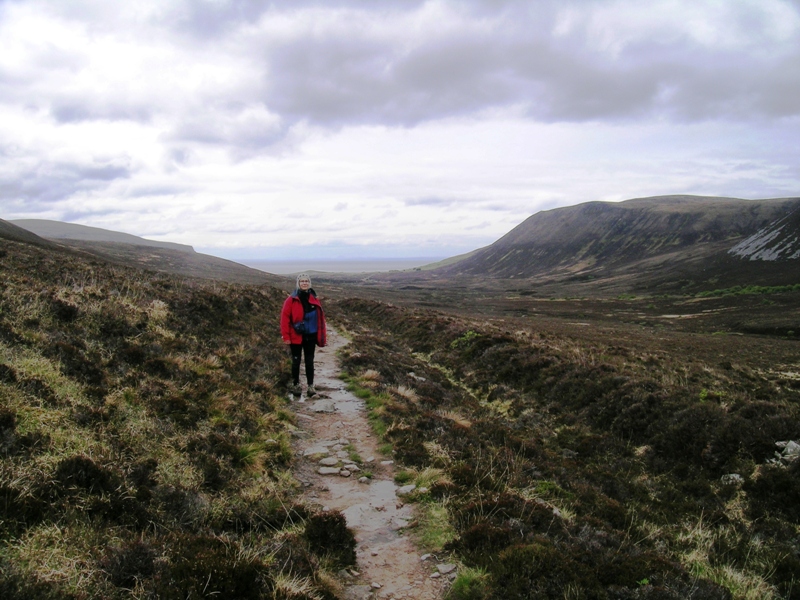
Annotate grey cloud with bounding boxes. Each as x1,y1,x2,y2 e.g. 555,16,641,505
251,1,800,127
0,156,133,205
404,197,456,207
479,203,513,212
50,99,155,124
59,206,128,222
165,104,285,156
264,31,522,126
172,0,427,38
127,183,188,198
6,0,800,152
80,163,130,181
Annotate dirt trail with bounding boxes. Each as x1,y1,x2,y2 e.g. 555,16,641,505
290,328,449,600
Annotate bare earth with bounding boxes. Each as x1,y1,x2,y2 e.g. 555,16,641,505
291,328,449,600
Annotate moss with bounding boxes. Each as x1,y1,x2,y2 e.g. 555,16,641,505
447,567,489,600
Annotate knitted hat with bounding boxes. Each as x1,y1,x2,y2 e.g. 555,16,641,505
296,273,311,287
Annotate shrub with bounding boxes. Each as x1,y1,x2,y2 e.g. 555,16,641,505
303,510,356,568
100,539,156,588
54,455,119,495
490,540,600,599
151,534,270,599
744,461,800,522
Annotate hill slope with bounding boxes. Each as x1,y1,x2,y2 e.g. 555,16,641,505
729,204,800,261
10,219,195,253
2,219,287,287
0,233,351,599
0,220,59,248
440,195,800,290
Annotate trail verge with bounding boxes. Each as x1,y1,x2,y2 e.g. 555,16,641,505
290,328,450,600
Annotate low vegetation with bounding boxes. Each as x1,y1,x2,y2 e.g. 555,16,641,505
3,228,798,599
0,239,352,599
696,284,800,298
328,297,800,600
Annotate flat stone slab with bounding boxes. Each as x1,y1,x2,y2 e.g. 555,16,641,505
343,585,372,600
314,438,349,446
310,400,335,413
396,484,417,496
303,446,330,457
318,467,341,475
390,517,410,531
319,457,340,466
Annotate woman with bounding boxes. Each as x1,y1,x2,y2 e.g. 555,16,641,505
280,273,327,396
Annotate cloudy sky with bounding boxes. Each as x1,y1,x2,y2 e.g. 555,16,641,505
2,0,799,260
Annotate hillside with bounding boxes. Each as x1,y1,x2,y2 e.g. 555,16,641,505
11,219,195,253
729,205,800,261
3,210,800,598
438,195,800,292
0,220,60,248
327,294,800,600
3,219,288,287
0,232,354,599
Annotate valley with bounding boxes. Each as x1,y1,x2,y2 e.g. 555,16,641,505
1,195,799,600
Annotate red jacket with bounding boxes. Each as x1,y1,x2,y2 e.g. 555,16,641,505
280,290,327,346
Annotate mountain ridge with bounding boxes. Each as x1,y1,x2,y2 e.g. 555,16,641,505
0,219,60,248
10,219,196,253
0,218,287,286
438,195,800,289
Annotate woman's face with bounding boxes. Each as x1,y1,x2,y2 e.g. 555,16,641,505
298,278,311,290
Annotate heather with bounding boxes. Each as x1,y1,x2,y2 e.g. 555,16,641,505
0,239,350,599
328,296,800,600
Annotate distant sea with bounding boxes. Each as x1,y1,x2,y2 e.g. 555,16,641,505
239,258,445,275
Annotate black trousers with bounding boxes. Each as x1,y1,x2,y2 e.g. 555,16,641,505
290,335,317,385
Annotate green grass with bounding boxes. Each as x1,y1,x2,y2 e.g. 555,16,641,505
447,567,489,600
0,238,345,599
326,295,800,598
416,501,456,552
342,371,392,441
394,470,414,484
696,283,800,297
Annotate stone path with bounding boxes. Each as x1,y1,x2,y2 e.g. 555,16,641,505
290,328,450,600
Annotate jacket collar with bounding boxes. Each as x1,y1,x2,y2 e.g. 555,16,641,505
291,288,319,301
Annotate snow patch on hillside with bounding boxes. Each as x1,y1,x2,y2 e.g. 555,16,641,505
729,210,800,261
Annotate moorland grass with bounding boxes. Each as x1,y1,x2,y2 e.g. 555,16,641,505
330,296,800,600
0,239,352,599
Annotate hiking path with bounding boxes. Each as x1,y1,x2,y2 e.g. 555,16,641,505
290,327,452,600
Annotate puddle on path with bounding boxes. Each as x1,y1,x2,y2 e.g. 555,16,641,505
290,328,449,600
